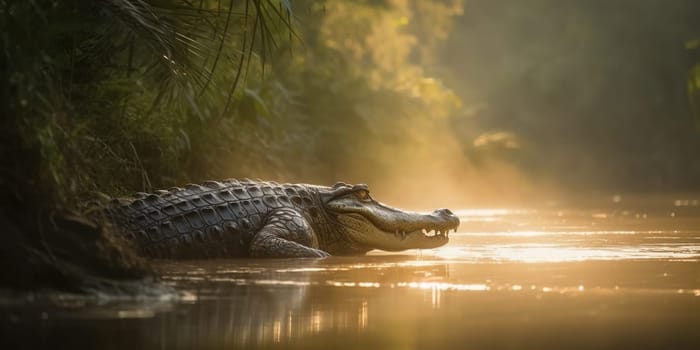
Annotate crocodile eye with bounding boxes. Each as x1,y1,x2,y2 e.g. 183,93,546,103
355,190,371,201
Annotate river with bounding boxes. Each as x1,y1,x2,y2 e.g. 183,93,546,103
2,195,699,349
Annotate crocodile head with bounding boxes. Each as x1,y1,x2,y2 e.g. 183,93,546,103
320,183,460,253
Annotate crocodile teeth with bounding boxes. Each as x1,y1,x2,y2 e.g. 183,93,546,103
419,228,453,238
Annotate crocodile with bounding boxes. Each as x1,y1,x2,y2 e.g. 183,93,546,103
101,179,460,258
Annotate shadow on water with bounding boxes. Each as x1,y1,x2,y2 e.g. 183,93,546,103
2,195,700,349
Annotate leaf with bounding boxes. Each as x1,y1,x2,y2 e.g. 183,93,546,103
278,0,292,15
244,88,270,116
178,128,191,152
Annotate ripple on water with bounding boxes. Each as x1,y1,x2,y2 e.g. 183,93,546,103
428,244,700,262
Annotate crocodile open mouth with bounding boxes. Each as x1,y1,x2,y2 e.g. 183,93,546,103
324,184,461,251
336,211,459,251
389,226,459,240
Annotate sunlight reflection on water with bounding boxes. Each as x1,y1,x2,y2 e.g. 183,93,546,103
434,204,700,263
431,245,700,262
4,200,700,350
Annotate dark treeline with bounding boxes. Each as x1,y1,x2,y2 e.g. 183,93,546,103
3,0,697,205
442,0,700,193
1,0,468,203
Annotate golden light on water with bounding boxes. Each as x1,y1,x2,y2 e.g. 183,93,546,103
430,245,678,262
85,202,700,349
273,320,281,343
358,301,368,329
397,282,490,291
423,205,700,263
81,197,700,349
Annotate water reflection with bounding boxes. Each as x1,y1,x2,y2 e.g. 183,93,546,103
145,250,699,349
437,201,700,263
150,287,372,348
432,244,700,262
150,258,455,348
2,198,700,349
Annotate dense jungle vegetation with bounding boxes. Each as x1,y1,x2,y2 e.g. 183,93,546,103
1,0,700,290
0,0,466,289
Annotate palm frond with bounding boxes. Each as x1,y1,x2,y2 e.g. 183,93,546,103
96,0,295,115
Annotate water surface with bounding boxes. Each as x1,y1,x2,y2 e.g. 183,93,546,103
2,196,699,349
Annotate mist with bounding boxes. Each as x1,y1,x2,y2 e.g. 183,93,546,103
297,0,700,208
438,0,700,195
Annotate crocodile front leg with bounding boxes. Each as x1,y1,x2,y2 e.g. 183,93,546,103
249,208,330,258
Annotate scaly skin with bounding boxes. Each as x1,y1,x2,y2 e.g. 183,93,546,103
102,179,460,258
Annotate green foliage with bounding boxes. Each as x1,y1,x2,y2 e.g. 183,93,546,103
6,0,696,205
215,0,466,184
1,0,466,207
0,0,294,204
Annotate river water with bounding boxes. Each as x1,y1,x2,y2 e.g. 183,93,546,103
2,195,699,349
